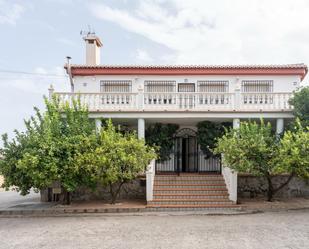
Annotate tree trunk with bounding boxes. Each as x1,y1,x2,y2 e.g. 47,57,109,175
266,173,294,202
273,173,295,196
62,189,71,205
266,175,274,201
109,182,125,204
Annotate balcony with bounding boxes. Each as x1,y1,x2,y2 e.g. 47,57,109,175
53,91,293,112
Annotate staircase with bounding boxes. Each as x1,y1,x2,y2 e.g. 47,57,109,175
147,174,239,211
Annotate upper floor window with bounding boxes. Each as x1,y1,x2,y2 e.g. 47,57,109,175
144,80,176,92
241,80,273,93
100,80,132,93
197,81,229,93
178,83,195,92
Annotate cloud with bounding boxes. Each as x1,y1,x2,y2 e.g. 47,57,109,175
0,66,69,94
56,37,78,47
89,0,309,71
135,49,154,63
0,66,70,142
0,0,24,25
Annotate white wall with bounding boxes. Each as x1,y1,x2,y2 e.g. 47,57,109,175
73,74,301,93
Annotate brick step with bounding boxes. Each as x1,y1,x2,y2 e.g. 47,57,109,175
147,204,238,209
155,176,223,181
154,184,226,189
150,199,233,205
153,193,229,199
154,188,228,195
155,180,225,184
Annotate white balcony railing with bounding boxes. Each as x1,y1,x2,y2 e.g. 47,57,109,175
54,91,293,112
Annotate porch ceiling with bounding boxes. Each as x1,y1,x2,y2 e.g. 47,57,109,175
110,117,289,127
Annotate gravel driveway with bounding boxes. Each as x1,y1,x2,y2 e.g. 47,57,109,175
0,210,308,249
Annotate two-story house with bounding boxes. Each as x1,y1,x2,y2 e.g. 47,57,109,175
51,33,307,210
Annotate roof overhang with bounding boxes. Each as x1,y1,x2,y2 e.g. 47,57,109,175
66,64,308,81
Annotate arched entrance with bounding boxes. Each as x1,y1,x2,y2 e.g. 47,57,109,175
155,128,222,174
174,128,198,173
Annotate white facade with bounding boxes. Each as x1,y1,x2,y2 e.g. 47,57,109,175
73,74,301,93
53,35,307,204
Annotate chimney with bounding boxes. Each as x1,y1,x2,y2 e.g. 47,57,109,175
83,33,103,65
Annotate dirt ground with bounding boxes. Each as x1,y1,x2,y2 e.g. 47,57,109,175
0,210,308,249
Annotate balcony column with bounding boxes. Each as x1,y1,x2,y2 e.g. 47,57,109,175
233,118,240,129
234,77,241,110
138,118,145,139
137,78,144,110
276,118,284,136
48,85,54,100
95,119,102,134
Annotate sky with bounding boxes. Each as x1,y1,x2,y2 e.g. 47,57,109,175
0,0,309,142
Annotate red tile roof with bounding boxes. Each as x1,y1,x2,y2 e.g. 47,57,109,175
66,63,308,80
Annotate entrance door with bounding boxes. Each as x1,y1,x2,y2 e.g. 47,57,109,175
156,128,221,174
174,129,198,173
182,136,197,172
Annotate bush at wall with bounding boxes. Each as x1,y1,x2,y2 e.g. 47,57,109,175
197,121,232,158
145,123,179,162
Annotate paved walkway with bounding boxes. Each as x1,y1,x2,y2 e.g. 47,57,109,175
0,210,308,249
0,190,53,210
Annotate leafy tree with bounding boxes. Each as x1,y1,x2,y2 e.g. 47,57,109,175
0,96,95,204
145,123,179,161
197,121,232,158
289,86,309,127
214,120,309,201
276,121,309,179
75,120,156,204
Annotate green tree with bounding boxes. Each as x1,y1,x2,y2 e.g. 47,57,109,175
276,121,309,179
0,96,95,204
145,123,179,161
75,120,156,204
289,86,309,127
214,120,309,201
197,121,232,158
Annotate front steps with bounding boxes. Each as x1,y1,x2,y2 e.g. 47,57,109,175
147,174,239,211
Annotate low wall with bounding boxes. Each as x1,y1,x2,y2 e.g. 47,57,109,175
0,175,4,191
41,178,146,202
238,174,309,198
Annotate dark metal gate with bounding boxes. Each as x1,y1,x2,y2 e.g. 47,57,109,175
155,128,221,174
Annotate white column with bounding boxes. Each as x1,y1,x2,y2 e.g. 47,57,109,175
233,118,240,129
234,77,241,110
276,118,284,135
95,119,102,133
48,84,54,100
146,159,155,202
138,118,145,139
137,79,144,110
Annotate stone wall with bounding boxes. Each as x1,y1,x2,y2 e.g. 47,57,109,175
238,174,309,198
41,178,146,202
72,178,146,201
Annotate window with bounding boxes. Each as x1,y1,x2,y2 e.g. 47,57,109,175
100,80,132,93
144,80,176,92
178,83,195,92
197,81,229,92
241,80,273,93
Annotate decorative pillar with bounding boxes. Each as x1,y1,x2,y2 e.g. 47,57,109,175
233,118,240,129
137,79,144,110
234,77,241,110
138,118,145,139
95,119,102,134
276,118,284,135
48,84,54,100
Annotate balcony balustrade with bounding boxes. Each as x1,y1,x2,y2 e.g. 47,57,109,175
53,91,293,112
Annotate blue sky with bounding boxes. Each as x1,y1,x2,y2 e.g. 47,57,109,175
0,0,309,141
